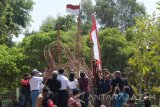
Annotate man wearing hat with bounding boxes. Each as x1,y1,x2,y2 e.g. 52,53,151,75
29,69,44,107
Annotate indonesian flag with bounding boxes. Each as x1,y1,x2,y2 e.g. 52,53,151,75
66,4,80,15
90,15,102,70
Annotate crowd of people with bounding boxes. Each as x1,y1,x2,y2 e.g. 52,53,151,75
20,67,89,107
19,67,151,107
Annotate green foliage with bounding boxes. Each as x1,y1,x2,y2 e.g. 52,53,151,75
131,85,138,95
95,0,146,30
0,0,34,46
151,87,160,98
0,45,25,90
82,34,91,65
151,86,160,105
20,31,56,72
60,26,77,50
40,15,76,32
39,16,55,32
80,27,130,71
10,0,34,28
19,25,78,72
125,17,160,92
81,22,91,35
55,15,76,31
99,28,129,71
81,0,94,22
127,17,160,75
80,0,94,35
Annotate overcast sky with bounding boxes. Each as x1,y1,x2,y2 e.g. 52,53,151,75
13,0,159,42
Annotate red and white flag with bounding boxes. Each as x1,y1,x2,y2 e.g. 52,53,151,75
66,4,80,15
90,15,102,70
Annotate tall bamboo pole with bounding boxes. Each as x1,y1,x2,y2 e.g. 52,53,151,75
75,15,82,59
56,24,61,67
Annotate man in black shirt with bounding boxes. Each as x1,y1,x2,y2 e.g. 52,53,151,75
111,71,124,107
45,71,61,105
111,71,124,94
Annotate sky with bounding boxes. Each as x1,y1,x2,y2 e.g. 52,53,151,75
13,0,159,42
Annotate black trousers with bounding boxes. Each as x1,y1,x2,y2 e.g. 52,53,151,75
52,92,58,106
19,94,30,107
58,90,68,107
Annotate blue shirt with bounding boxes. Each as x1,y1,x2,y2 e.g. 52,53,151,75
115,92,129,107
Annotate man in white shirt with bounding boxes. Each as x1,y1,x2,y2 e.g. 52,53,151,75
57,68,69,107
29,69,43,107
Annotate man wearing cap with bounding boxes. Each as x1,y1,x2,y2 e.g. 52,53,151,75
29,69,44,107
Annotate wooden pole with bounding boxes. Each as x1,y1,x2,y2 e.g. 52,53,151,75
56,24,61,67
75,15,81,59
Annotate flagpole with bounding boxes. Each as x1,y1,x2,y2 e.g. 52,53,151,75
91,14,102,71
66,4,81,58
79,3,83,58
90,14,102,106
75,4,81,59
90,17,97,107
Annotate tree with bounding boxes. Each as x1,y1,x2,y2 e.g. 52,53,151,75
19,23,78,72
126,17,160,90
95,0,146,31
0,45,25,91
82,27,130,72
39,16,56,32
81,0,94,22
40,15,76,32
0,0,34,46
98,28,129,71
0,0,13,46
20,31,56,71
80,0,94,35
55,15,76,31
10,0,34,28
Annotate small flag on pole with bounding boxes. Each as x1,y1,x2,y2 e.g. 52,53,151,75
90,15,102,71
66,4,80,15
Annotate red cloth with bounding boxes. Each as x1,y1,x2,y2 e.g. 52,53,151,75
48,99,54,107
20,79,29,86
